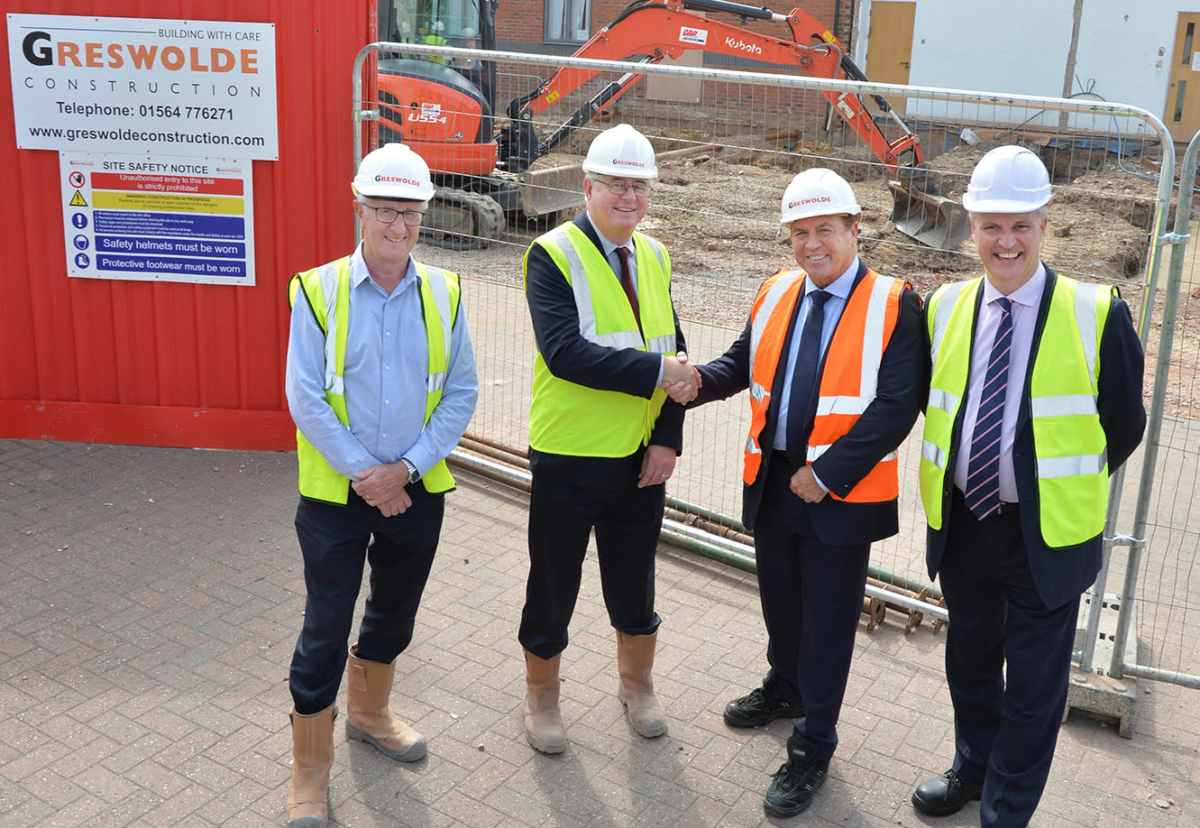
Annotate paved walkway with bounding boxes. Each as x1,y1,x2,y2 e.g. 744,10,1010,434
0,439,1195,827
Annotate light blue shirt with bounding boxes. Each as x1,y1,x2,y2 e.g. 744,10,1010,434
772,257,861,490
587,213,639,291
285,244,479,479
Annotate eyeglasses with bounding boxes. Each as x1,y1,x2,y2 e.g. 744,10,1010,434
358,201,426,226
594,178,652,197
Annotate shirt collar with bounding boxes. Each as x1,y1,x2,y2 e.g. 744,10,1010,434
586,214,633,260
981,261,1046,309
350,242,418,292
805,256,859,301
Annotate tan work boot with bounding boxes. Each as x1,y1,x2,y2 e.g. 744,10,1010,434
287,704,335,828
616,630,667,737
523,650,566,754
345,645,427,761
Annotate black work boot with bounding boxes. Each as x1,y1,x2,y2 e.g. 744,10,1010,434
911,769,984,816
723,669,806,728
763,734,829,818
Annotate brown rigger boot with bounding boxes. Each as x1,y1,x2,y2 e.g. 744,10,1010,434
523,650,566,754
345,645,427,761
616,630,667,737
287,704,335,828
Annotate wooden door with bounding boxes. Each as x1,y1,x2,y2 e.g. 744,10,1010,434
1166,13,1200,142
865,1,916,116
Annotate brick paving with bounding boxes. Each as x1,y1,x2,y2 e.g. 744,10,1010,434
0,438,1196,827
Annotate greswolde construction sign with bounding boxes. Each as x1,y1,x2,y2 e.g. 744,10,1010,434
8,14,279,161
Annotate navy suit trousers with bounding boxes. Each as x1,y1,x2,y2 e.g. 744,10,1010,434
939,491,1079,828
289,486,444,714
754,459,871,760
519,468,664,659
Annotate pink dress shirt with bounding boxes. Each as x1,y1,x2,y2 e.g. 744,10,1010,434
952,264,1047,504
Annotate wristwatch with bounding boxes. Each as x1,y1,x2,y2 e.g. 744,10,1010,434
401,458,420,483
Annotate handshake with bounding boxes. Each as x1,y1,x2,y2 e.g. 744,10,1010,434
660,352,702,404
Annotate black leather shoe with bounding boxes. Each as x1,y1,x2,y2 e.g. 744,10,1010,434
911,770,984,816
724,674,806,728
763,735,829,818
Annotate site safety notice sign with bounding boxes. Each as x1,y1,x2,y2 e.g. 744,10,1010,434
8,14,278,160
61,152,256,286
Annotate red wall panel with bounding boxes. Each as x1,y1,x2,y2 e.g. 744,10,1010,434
0,0,370,449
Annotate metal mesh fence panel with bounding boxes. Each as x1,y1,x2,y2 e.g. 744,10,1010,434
353,43,1190,671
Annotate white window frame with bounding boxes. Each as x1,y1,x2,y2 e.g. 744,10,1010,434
544,0,591,44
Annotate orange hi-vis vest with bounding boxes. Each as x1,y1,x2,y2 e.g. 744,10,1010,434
744,266,907,502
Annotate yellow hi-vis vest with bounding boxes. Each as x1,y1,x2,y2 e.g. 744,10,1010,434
287,256,461,503
919,274,1115,547
525,223,676,456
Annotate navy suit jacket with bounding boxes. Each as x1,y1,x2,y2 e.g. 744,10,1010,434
693,260,925,546
525,213,688,486
924,265,1146,609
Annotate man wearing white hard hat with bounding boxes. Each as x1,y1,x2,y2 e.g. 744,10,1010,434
688,168,924,817
283,143,478,827
912,145,1145,827
518,124,697,754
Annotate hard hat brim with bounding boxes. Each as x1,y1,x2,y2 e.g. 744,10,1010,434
961,194,1049,213
581,161,658,179
352,182,435,202
779,205,862,225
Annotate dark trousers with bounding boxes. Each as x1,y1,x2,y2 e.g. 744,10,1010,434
754,461,872,760
519,471,664,659
940,492,1079,828
289,486,444,714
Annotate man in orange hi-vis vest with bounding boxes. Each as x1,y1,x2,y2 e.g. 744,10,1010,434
687,169,924,818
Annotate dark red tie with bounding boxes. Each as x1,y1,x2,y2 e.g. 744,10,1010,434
614,246,640,324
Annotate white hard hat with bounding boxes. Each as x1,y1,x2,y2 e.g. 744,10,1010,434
582,124,658,179
779,168,861,225
352,143,435,201
962,145,1051,213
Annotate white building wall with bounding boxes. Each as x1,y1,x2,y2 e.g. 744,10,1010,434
1073,3,1175,127
854,0,1176,138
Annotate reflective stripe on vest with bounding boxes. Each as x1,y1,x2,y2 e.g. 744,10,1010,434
287,257,461,503
743,269,805,483
525,223,676,457
743,267,905,503
806,271,905,501
919,274,1113,547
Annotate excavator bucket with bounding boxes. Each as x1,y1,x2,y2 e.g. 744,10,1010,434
519,162,585,220
888,180,972,251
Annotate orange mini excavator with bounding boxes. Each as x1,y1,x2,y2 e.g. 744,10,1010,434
375,0,968,249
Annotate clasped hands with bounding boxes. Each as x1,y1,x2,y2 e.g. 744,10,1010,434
351,461,414,516
660,351,702,404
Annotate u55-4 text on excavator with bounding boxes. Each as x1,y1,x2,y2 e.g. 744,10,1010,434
374,0,969,250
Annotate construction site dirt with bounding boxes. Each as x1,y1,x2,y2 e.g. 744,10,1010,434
426,137,1200,416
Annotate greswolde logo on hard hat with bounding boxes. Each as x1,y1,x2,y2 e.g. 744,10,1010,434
789,196,832,208
376,175,422,185
613,159,645,167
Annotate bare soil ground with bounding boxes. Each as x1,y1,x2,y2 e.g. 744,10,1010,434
429,137,1200,413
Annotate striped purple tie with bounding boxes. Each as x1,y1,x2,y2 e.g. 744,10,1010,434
964,297,1013,520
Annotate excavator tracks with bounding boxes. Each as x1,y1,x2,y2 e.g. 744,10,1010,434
420,190,506,250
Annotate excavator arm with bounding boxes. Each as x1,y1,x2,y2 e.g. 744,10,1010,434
498,0,924,175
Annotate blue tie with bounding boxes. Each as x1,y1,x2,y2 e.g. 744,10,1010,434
786,289,830,464
964,296,1013,519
